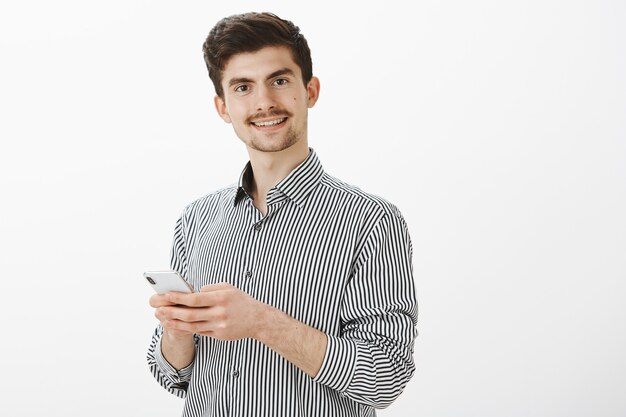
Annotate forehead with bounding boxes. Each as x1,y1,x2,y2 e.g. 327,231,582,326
222,46,302,83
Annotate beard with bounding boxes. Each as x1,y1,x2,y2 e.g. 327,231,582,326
245,121,304,152
238,108,307,153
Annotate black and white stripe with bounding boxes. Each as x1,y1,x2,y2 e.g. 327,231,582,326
147,149,418,417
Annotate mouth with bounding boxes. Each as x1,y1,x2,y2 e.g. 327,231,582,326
251,117,287,128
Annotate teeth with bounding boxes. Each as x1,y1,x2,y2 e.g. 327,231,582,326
253,118,285,127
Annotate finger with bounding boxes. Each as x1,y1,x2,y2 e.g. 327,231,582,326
165,291,209,307
157,305,209,323
200,282,235,292
167,290,227,307
166,318,216,334
162,319,196,336
149,293,176,308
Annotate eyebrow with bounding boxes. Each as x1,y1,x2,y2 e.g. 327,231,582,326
227,68,295,88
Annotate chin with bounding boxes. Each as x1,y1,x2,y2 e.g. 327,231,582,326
249,143,296,153
247,132,302,153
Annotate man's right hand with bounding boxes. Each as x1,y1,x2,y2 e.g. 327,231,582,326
150,293,193,338
149,293,196,370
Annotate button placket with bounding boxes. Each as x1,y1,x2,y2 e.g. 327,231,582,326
241,202,262,294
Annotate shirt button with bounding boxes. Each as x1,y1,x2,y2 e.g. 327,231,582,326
232,370,240,378
245,271,252,279
254,222,262,231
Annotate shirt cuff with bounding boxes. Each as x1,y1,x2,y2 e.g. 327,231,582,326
313,334,358,393
154,332,194,385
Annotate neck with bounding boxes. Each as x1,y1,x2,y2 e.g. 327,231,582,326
247,140,309,214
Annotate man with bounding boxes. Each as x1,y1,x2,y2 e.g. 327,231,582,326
147,12,418,417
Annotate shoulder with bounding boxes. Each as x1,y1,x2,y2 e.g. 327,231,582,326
318,173,406,222
178,184,238,222
317,173,412,261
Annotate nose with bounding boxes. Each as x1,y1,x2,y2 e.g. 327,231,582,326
255,84,277,112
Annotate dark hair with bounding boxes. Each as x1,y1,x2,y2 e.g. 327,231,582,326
202,12,313,98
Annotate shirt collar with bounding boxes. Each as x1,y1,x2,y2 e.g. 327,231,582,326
234,148,324,208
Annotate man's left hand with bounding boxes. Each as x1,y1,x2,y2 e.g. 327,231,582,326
156,283,269,341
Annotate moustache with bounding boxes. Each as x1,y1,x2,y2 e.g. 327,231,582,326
246,109,293,124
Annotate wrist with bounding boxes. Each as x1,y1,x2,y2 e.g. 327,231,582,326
163,328,194,344
253,303,282,345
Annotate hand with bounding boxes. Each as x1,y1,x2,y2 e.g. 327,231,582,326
154,283,270,341
149,291,196,369
149,292,192,339
152,282,327,377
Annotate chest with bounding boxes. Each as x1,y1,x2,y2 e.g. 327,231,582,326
184,200,361,333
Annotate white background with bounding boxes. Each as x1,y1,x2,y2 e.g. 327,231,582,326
1,1,624,416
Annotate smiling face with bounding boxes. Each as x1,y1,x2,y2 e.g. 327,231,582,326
214,46,320,154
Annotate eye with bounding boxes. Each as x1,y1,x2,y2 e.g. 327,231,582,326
273,78,288,86
234,84,249,93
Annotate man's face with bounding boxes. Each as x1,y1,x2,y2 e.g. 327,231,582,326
214,46,319,153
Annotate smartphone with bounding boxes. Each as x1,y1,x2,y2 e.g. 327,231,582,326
143,270,194,294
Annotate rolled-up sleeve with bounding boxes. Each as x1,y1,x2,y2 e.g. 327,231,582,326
147,325,195,397
314,209,418,409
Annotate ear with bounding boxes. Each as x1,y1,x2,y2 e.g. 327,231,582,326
306,76,321,108
214,95,232,123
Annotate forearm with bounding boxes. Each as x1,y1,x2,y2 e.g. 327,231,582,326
255,305,328,378
161,330,196,371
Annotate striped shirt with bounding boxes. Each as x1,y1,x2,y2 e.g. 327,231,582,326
147,149,418,417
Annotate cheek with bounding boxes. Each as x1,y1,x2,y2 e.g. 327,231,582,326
229,107,248,123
